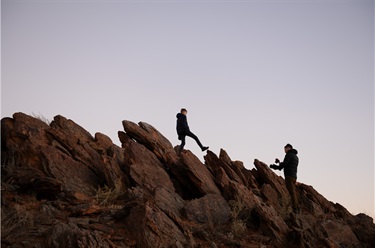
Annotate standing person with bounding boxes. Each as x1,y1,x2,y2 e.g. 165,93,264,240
270,144,300,214
176,108,209,154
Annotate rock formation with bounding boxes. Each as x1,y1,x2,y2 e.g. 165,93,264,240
1,112,374,248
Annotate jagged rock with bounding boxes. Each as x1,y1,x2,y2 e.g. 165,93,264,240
121,132,166,169
120,136,175,192
226,180,261,211
254,159,290,210
205,151,261,210
129,162,175,193
219,149,258,189
1,113,126,198
2,113,375,248
350,213,375,246
44,222,111,248
154,186,185,220
44,222,81,248
185,194,231,225
178,150,221,196
126,201,187,248
321,220,360,247
219,149,249,186
93,132,127,189
205,150,243,184
299,184,336,215
122,120,179,165
253,204,289,242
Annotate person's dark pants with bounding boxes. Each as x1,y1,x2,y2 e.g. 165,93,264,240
285,176,299,211
179,130,204,151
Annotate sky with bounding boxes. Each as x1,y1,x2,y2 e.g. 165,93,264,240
1,0,374,219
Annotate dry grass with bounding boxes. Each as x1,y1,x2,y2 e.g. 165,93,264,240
1,152,19,183
229,197,248,237
106,205,124,210
1,204,36,239
95,180,124,207
31,112,51,125
231,219,247,237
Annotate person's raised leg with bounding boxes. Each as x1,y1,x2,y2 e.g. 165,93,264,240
186,131,208,151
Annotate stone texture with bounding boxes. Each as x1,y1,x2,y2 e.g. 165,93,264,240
179,150,221,196
2,113,375,248
126,201,187,248
322,220,360,247
154,186,185,220
185,194,231,225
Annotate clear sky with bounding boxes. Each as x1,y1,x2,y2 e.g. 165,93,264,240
1,0,374,219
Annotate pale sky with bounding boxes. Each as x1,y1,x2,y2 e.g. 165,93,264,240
1,0,374,219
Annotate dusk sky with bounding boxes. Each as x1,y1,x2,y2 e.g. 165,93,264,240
2,0,374,219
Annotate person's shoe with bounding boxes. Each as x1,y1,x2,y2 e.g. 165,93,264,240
201,146,209,152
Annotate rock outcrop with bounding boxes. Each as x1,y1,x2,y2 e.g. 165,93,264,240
1,112,374,248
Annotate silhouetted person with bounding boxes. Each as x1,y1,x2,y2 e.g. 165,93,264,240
176,108,208,154
270,144,300,214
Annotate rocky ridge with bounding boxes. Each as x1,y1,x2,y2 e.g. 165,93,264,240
1,112,374,248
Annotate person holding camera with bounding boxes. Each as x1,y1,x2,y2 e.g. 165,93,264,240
270,144,300,214
176,108,209,154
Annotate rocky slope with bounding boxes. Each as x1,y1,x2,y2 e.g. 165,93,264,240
1,112,374,248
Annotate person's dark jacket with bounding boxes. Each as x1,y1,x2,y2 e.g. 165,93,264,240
176,113,189,136
273,149,299,179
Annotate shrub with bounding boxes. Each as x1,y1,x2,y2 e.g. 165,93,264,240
95,180,124,207
229,197,248,237
1,204,36,239
31,112,51,125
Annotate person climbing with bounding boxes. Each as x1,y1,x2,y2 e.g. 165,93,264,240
176,108,209,154
270,143,300,214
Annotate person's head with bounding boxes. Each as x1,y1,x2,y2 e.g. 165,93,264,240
180,108,188,115
284,143,293,153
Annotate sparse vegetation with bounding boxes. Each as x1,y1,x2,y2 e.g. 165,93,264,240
95,180,124,207
1,151,19,183
31,112,51,125
231,219,247,237
229,197,248,237
1,203,37,239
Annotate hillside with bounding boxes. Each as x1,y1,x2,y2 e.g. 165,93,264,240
1,112,374,248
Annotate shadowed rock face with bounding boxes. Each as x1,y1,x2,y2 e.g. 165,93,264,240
1,113,374,248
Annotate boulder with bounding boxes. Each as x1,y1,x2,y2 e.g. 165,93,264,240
120,136,175,193
205,150,243,184
322,220,360,247
122,120,180,166
154,186,185,220
253,159,290,210
219,149,249,186
126,201,186,248
185,194,231,226
252,204,289,245
129,162,175,193
350,213,375,246
44,222,111,248
178,150,221,196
